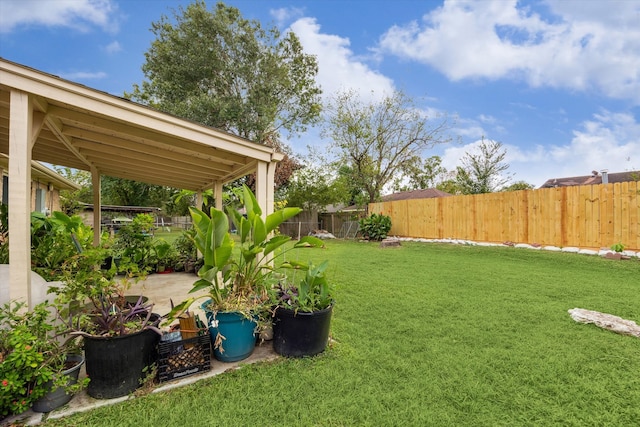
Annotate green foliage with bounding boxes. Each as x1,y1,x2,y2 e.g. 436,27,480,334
168,185,324,325
393,155,448,192
274,260,334,312
128,1,321,144
283,159,345,211
52,167,93,215
359,213,392,241
324,89,452,203
52,246,158,337
48,246,116,308
111,213,155,275
610,242,625,252
455,137,512,194
153,239,177,270
172,229,197,272
501,180,535,192
0,301,86,416
30,211,96,280
101,176,170,208
436,178,463,195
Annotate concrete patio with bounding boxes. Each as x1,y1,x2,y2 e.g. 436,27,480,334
5,272,279,426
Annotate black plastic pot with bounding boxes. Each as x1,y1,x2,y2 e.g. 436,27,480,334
272,305,333,357
84,317,160,399
32,354,84,413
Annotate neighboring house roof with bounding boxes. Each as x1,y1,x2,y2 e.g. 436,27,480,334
539,171,639,188
0,154,80,191
324,204,347,213
380,188,452,202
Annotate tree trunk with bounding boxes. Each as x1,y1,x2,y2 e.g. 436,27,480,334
568,308,640,338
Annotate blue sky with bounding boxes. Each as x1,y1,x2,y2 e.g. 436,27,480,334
1,0,639,188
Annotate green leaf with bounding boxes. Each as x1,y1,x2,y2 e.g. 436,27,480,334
242,185,262,220
264,235,292,257
252,215,267,246
294,236,326,248
265,207,302,233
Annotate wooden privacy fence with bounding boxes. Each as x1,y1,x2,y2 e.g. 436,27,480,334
369,182,640,251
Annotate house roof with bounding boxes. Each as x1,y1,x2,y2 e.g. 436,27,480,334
0,58,283,191
0,153,80,191
380,188,452,202
539,171,639,188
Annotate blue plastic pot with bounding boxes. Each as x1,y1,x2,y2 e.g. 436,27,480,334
201,301,257,362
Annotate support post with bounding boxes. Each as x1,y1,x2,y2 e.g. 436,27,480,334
8,90,33,306
214,181,223,211
91,167,101,247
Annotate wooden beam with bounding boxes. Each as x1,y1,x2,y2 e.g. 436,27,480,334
45,115,93,168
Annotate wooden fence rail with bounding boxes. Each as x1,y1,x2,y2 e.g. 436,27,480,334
369,182,640,251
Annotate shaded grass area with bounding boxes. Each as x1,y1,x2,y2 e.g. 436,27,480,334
45,241,639,426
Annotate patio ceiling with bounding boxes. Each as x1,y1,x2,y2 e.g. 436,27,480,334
0,58,283,191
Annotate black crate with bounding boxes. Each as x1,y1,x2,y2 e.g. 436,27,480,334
157,334,211,383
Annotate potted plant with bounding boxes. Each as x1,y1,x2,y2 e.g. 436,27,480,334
153,239,177,273
0,301,87,416
169,185,324,362
173,229,197,273
271,259,335,357
51,248,162,399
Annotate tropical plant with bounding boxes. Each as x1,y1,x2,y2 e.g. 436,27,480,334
0,301,87,416
153,239,177,271
168,185,324,323
359,213,392,241
273,260,334,312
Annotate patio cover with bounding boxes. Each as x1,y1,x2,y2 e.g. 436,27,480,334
0,58,283,307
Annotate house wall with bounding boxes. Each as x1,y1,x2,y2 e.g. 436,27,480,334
0,167,62,213
369,182,640,251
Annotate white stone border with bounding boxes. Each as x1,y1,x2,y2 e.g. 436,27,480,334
391,237,640,259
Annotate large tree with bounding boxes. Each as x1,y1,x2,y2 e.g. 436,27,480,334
455,137,512,194
392,155,448,192
128,1,321,146
323,90,452,203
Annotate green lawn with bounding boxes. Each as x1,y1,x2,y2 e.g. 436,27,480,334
152,227,186,245
45,241,639,426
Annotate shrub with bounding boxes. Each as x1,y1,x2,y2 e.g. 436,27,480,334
359,213,392,241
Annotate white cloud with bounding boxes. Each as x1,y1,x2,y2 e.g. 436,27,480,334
104,41,121,54
439,110,640,187
270,7,304,27
288,17,395,102
59,71,107,81
378,0,640,103
0,0,119,34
